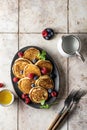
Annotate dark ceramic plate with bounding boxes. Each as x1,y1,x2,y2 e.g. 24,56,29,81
11,46,59,108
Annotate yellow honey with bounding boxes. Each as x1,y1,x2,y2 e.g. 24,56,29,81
0,90,13,105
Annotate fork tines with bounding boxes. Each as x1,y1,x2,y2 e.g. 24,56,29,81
73,89,87,103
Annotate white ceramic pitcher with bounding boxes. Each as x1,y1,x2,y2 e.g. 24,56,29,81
57,35,85,62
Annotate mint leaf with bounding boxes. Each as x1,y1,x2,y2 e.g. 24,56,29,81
40,104,50,109
40,100,50,109
37,50,46,60
40,100,45,105
42,50,46,56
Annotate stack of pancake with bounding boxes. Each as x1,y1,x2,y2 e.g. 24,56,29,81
12,47,54,104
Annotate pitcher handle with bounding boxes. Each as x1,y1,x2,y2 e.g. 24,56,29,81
76,51,85,62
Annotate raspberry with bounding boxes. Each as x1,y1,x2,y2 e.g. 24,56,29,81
13,77,19,82
28,73,35,79
18,52,24,57
25,97,31,104
0,83,4,88
51,91,57,97
42,30,48,37
41,67,48,74
21,94,27,99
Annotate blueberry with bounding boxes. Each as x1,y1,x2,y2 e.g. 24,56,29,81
20,70,23,74
47,29,52,33
48,93,51,98
32,59,38,63
48,34,52,38
51,31,54,36
50,73,56,79
45,36,50,40
48,89,53,93
34,75,39,80
31,83,35,87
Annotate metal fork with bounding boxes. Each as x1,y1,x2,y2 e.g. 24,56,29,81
50,89,87,130
69,89,87,110
48,90,79,130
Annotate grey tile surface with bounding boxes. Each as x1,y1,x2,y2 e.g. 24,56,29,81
0,0,18,32
69,0,87,32
19,99,67,130
68,99,87,130
0,34,18,130
19,0,67,32
69,34,87,98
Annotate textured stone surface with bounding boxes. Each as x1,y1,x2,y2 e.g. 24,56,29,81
69,0,87,32
69,34,87,98
0,0,18,32
19,0,67,32
19,99,67,130
0,34,18,130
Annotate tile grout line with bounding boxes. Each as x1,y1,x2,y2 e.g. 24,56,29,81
17,0,20,130
18,0,20,50
67,0,69,130
67,0,69,34
0,32,87,34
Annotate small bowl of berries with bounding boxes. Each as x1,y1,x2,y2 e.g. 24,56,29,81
42,28,54,40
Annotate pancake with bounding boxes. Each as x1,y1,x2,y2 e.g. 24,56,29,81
29,86,48,103
35,60,53,74
24,64,41,77
12,58,31,79
35,75,54,89
23,48,40,62
18,77,34,94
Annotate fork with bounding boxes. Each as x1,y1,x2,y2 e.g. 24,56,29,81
50,89,87,130
68,89,87,111
48,90,78,130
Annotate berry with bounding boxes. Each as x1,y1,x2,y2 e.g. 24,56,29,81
42,28,54,40
21,94,27,99
32,59,38,64
18,52,24,57
51,91,57,97
48,93,51,98
42,30,48,37
41,67,48,74
28,73,35,79
25,97,31,104
31,83,35,87
48,34,52,38
13,77,19,82
34,75,39,80
48,89,52,93
46,29,52,33
20,70,23,74
0,83,4,88
45,36,49,40
51,31,54,36
50,73,56,79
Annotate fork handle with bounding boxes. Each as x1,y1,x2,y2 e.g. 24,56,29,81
51,108,69,130
48,107,65,130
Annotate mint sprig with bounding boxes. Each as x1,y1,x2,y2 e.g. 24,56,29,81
40,99,59,109
38,50,46,60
